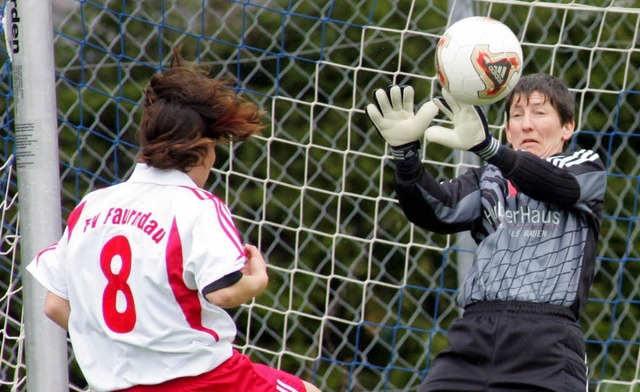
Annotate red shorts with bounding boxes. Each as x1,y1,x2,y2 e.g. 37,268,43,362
116,350,307,392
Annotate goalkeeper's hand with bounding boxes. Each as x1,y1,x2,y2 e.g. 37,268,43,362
365,85,438,148
425,89,501,161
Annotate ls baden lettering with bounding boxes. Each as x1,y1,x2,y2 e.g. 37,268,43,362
484,201,561,238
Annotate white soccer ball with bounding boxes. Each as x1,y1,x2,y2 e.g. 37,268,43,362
436,16,523,105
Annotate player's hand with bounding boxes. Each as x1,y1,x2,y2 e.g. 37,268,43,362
425,89,500,160
243,244,268,279
205,244,268,308
365,85,438,147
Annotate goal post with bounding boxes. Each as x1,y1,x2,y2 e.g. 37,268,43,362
1,1,639,391
5,0,68,390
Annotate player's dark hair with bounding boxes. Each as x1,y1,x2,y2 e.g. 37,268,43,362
137,47,265,172
504,73,575,126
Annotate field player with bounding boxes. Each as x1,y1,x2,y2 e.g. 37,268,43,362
365,73,606,391
27,48,321,392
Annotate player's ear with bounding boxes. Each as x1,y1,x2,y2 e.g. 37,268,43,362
560,119,575,142
505,122,513,144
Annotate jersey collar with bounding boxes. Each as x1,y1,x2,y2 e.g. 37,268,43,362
127,163,198,188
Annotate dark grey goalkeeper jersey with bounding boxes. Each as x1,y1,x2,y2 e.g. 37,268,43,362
394,146,606,316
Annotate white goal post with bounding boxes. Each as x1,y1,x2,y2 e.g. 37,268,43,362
4,0,68,390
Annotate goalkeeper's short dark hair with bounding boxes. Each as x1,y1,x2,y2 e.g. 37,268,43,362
504,73,575,126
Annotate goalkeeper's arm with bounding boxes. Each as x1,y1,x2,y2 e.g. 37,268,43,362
394,163,482,234
490,147,581,206
365,85,481,233
425,90,587,207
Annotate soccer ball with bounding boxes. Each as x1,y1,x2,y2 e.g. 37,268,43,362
436,16,523,105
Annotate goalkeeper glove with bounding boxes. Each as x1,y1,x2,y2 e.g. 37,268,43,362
365,85,438,161
425,89,501,161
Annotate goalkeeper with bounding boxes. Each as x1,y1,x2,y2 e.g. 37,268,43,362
365,73,606,391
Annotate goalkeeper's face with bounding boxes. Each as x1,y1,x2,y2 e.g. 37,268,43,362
505,91,575,158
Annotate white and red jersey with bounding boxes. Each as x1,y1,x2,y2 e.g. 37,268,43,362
27,163,247,392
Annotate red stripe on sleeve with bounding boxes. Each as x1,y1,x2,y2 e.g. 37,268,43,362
35,243,58,265
67,201,86,239
179,186,245,260
211,198,244,258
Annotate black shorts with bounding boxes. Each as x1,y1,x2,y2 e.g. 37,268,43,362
419,301,587,392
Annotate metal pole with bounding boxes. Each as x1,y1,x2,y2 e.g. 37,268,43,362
447,0,478,302
6,0,69,390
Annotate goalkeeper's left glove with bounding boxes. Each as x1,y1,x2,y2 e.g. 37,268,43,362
425,89,501,161
365,85,438,161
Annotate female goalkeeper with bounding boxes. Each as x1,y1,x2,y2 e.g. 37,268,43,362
366,73,606,391
27,48,321,392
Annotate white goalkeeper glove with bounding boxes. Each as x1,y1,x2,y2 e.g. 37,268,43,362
365,86,438,160
425,89,501,161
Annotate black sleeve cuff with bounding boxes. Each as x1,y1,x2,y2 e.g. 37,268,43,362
391,141,423,181
202,270,243,296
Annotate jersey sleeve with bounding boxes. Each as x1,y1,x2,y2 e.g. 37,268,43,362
492,148,606,213
26,238,68,298
394,159,485,234
186,197,246,295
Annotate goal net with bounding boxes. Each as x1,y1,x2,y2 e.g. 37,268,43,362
1,1,639,391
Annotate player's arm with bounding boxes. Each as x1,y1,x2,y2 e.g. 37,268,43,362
394,164,483,233
204,244,268,308
425,90,605,208
26,223,76,332
44,291,70,330
365,86,480,233
491,148,605,207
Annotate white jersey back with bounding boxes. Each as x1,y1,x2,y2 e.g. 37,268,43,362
27,164,246,391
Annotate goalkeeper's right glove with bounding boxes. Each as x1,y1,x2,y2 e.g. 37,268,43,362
365,85,438,161
425,89,501,161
